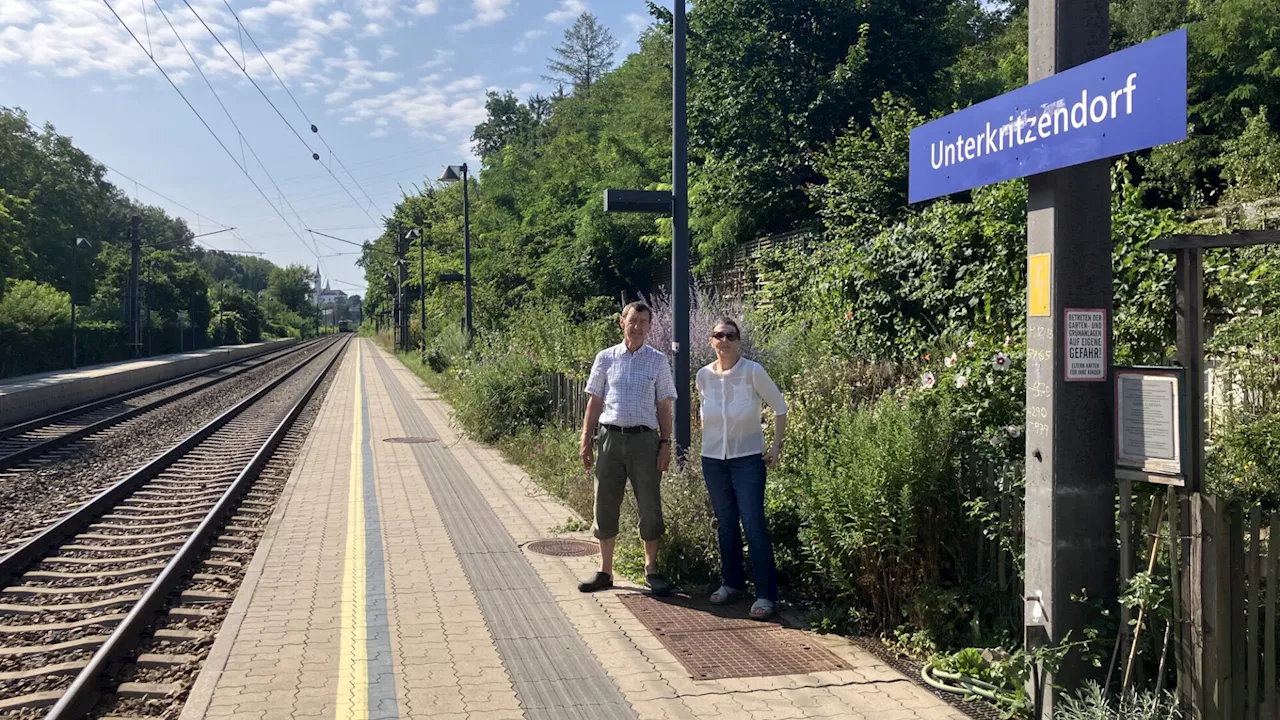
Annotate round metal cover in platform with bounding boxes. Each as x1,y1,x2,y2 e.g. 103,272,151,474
526,539,599,557
383,437,438,444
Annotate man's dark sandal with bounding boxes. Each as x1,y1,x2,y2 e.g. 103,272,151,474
645,573,673,597
578,572,613,593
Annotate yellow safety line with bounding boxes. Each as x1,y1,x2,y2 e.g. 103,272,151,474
335,341,368,719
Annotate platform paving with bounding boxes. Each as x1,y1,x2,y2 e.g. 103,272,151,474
182,339,970,720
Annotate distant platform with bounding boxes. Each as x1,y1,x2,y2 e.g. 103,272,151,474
0,339,296,428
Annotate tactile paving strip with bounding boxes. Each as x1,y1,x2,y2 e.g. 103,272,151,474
369,350,637,720
619,593,850,680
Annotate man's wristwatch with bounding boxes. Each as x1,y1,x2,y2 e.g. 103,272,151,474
659,438,670,446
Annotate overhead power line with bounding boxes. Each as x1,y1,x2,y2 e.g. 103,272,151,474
182,0,381,226
205,0,388,221
103,164,233,230
146,0,322,260
102,0,320,265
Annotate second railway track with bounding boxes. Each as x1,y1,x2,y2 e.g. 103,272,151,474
0,339,328,471
0,334,349,718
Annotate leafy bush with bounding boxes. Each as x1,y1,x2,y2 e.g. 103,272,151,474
453,353,553,444
1056,682,1181,720
425,346,450,373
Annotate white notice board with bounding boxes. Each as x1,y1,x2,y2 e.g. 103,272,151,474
1114,367,1185,485
1065,309,1107,382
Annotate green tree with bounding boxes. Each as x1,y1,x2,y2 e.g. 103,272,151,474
544,12,621,95
688,0,963,246
268,264,317,315
473,91,538,161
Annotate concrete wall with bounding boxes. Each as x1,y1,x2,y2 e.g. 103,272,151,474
0,339,297,428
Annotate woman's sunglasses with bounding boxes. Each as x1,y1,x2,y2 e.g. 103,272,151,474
711,332,739,341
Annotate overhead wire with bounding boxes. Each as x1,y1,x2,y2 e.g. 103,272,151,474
181,0,381,225
103,164,233,231
211,0,388,220
148,0,323,260
100,0,322,263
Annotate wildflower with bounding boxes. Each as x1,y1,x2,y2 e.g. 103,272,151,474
955,374,969,388
1005,425,1022,438
988,435,1004,447
924,353,931,361
967,340,976,349
1004,335,1012,347
845,310,853,321
921,372,936,390
992,352,1011,371
986,376,994,387
945,353,958,368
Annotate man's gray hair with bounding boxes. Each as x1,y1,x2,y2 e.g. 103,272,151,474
622,301,653,321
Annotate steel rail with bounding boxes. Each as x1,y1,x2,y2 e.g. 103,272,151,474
42,333,349,718
0,340,311,439
0,338,326,470
0,335,345,584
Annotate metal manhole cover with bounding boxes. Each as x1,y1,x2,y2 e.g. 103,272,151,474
526,539,599,557
383,437,438,444
619,593,849,680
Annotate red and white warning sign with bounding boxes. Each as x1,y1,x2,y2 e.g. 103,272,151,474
1065,309,1107,382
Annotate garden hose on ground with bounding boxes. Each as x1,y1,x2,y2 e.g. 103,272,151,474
921,663,1018,706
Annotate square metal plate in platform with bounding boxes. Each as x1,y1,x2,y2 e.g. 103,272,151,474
618,593,850,680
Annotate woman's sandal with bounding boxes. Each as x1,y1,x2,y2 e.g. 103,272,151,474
709,585,743,605
749,598,775,620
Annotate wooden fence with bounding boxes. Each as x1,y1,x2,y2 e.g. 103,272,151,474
702,229,816,302
1120,486,1280,719
546,372,589,428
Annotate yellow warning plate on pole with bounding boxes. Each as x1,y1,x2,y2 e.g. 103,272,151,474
1028,253,1050,317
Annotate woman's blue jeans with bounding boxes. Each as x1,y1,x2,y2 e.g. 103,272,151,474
701,454,778,602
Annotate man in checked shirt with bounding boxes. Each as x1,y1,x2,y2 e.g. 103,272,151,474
577,301,676,596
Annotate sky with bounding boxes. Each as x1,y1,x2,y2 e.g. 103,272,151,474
0,0,662,297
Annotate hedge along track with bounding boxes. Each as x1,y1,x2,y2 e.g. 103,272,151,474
0,338,331,471
0,334,349,717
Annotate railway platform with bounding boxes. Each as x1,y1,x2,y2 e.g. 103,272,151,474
0,340,296,427
182,339,967,720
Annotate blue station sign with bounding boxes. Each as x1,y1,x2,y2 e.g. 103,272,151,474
908,28,1187,203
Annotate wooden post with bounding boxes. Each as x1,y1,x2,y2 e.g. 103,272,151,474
1248,506,1261,719
1118,476,1135,686
1169,488,1187,711
1266,511,1277,720
1228,504,1246,718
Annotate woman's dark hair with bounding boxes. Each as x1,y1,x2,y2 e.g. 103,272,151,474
713,317,742,337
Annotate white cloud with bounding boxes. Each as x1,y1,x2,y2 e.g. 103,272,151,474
360,22,384,37
341,76,489,134
411,0,438,15
0,0,41,25
357,0,395,20
445,75,484,93
513,29,545,53
378,44,397,61
375,117,388,126
371,127,388,137
0,0,331,86
626,13,649,38
423,49,453,68
545,0,586,24
453,0,510,31
321,44,399,105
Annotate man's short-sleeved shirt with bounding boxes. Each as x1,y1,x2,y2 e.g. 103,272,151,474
585,342,678,429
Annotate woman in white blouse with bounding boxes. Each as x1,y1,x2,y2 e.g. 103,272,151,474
696,318,788,619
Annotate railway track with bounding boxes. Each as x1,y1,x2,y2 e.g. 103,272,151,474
0,339,326,471
0,334,349,718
